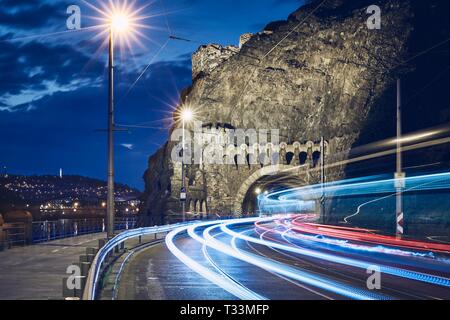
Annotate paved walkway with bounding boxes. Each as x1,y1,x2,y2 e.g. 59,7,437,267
0,233,105,300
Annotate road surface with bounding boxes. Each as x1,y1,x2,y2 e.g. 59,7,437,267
115,216,450,300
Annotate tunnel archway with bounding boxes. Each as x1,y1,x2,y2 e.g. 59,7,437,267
233,165,308,215
312,151,321,167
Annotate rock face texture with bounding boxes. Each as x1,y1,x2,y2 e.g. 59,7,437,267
192,44,239,80
142,0,450,228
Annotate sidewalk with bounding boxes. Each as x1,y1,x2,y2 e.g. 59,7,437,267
0,233,105,300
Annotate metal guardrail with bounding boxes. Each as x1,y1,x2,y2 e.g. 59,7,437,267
3,223,27,247
82,221,196,300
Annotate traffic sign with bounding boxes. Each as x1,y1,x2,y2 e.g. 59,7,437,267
180,187,187,202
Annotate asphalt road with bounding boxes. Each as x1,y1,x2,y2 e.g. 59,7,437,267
115,218,450,300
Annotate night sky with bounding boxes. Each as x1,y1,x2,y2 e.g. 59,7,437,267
0,0,304,189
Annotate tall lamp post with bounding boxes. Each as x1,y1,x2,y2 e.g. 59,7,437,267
319,136,326,223
106,14,130,238
180,108,193,222
395,78,405,238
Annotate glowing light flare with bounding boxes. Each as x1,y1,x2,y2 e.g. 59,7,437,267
181,108,194,122
82,0,154,54
173,106,199,128
111,13,130,32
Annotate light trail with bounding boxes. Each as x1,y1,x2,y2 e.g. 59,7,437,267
289,219,450,254
244,232,335,300
166,222,266,300
198,222,387,300
254,227,435,300
160,216,450,300
260,219,450,276
343,174,450,223
176,218,387,299
256,219,439,259
220,221,450,288
262,172,450,202
201,232,259,298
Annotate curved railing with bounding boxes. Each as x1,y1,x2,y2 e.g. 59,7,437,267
82,222,195,300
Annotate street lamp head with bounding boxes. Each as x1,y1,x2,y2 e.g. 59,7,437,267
255,187,262,195
111,12,130,32
181,108,194,122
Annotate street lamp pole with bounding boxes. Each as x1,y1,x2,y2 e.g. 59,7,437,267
179,108,193,222
320,136,326,223
395,78,405,238
106,27,115,238
182,118,186,222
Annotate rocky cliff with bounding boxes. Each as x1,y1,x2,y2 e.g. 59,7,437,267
141,0,450,226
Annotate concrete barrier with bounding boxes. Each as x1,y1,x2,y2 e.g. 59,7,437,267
62,239,109,299
79,254,96,264
98,239,107,248
79,262,91,277
86,247,98,255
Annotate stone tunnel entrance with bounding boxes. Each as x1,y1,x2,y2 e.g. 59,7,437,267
233,165,310,216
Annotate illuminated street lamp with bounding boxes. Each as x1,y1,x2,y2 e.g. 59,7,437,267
181,108,193,123
180,107,194,222
255,187,262,195
106,12,131,238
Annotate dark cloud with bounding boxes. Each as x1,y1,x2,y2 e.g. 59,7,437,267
0,0,68,29
0,35,105,110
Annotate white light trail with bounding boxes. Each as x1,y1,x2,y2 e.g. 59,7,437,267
166,223,265,300
220,221,450,288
